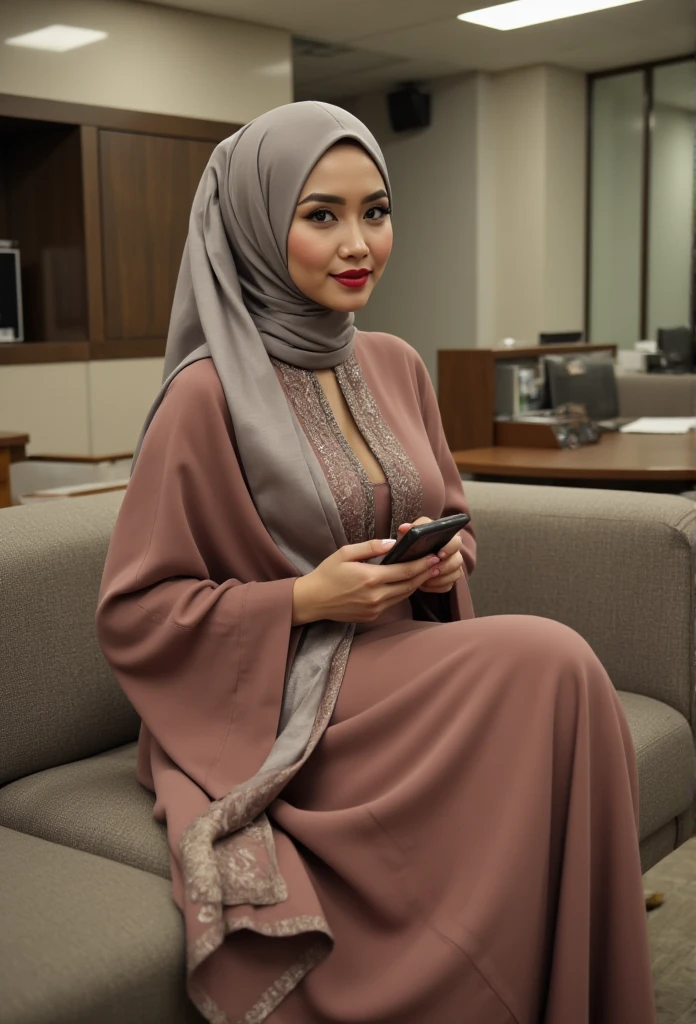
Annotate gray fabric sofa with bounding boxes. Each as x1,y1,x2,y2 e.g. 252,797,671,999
617,371,696,418
1,484,694,1022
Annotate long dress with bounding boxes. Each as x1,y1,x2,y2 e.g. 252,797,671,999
96,331,655,1024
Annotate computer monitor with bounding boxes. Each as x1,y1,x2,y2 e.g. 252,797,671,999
543,353,619,421
656,326,694,373
538,332,583,346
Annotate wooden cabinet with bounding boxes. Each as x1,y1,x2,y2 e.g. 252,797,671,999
100,131,215,340
0,94,237,366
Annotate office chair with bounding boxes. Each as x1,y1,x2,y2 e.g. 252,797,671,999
655,326,694,374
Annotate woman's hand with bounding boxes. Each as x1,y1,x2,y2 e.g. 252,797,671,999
292,537,442,626
397,517,465,595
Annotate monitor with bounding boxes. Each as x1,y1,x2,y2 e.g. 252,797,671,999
543,353,619,421
539,332,583,346
656,326,694,373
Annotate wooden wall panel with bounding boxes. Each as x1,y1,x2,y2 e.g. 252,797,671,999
100,131,215,340
4,125,86,341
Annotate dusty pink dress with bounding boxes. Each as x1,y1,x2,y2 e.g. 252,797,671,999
96,331,655,1024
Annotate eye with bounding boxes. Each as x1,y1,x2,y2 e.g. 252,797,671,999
305,207,336,224
365,204,391,221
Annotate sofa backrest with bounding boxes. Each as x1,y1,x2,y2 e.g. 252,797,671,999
617,372,696,418
0,491,139,786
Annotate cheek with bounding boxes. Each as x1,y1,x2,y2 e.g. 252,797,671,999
371,225,393,270
287,225,333,275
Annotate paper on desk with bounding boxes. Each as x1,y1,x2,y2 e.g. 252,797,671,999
619,417,696,434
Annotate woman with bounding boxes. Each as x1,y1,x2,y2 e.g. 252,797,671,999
96,101,655,1024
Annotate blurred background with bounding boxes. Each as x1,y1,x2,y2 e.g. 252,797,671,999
0,0,693,485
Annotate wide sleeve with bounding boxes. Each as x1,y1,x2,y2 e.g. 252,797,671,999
95,362,301,800
411,350,477,622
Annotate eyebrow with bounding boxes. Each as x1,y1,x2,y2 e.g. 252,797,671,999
297,189,388,207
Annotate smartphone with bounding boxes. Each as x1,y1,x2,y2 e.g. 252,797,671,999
380,513,471,566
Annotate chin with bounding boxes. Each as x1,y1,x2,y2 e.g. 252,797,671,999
320,285,374,314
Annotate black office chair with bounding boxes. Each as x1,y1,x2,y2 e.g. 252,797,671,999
543,353,619,422
654,326,694,374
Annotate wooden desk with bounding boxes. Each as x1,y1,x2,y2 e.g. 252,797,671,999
452,432,696,492
0,432,29,508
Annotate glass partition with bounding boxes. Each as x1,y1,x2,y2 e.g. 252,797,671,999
647,60,695,339
589,72,644,347
588,57,695,348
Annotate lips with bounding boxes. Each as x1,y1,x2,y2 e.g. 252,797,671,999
331,268,371,289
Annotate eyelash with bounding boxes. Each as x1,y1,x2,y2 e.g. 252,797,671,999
305,205,391,224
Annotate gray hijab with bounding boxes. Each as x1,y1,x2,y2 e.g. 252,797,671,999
131,102,392,915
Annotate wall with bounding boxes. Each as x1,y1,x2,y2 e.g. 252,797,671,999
0,0,292,458
344,75,479,383
0,0,291,123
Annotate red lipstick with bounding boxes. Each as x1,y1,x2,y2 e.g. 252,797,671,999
331,268,371,289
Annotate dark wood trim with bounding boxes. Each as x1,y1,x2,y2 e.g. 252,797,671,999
80,127,105,343
27,451,132,462
584,72,594,343
639,66,654,340
89,339,167,360
0,93,240,143
588,52,693,81
0,341,89,365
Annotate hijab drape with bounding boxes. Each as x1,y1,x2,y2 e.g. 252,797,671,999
130,101,392,931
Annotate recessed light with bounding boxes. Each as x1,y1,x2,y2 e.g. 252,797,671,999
458,0,647,31
5,25,108,52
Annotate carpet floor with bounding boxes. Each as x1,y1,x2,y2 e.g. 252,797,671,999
644,837,696,1023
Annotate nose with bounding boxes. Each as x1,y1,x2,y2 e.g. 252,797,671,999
338,218,369,260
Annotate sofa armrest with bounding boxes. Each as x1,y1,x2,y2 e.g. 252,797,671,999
464,481,696,730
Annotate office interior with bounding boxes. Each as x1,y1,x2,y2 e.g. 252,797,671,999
0,1,695,1022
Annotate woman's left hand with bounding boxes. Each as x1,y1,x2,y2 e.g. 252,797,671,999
397,517,465,594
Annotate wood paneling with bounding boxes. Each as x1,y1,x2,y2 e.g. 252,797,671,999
4,124,87,341
438,345,617,450
0,94,239,144
100,131,215,341
0,341,89,366
80,127,105,343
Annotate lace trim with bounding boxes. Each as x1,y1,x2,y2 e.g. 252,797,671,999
273,353,422,542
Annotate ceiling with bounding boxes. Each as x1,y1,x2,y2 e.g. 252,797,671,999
138,0,694,99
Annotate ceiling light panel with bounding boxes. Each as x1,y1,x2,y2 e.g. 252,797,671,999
5,25,108,52
458,0,647,31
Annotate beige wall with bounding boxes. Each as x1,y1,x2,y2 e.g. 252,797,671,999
0,0,291,123
490,65,587,346
0,358,164,455
0,0,291,460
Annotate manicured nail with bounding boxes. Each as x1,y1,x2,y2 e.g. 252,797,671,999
399,523,410,530
381,538,396,547
427,556,440,566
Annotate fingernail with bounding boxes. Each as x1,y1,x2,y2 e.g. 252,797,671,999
399,523,410,530
427,556,440,566
381,538,396,547
430,567,440,576
438,550,447,559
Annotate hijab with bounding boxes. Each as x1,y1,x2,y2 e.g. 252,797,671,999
131,102,392,909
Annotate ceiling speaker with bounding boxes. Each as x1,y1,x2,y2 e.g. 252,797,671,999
387,84,431,133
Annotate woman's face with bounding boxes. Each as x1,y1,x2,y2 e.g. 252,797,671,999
287,142,393,312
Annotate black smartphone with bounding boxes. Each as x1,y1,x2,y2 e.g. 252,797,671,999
380,513,471,566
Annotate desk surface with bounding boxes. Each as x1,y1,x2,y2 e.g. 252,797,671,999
452,432,696,482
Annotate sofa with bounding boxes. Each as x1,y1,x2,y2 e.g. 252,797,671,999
616,371,696,418
1,483,694,1023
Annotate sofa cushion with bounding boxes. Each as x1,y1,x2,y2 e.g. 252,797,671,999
0,825,203,1024
0,692,693,878
0,491,138,786
0,743,170,879
617,692,696,840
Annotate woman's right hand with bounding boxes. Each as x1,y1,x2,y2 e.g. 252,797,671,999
291,539,441,626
